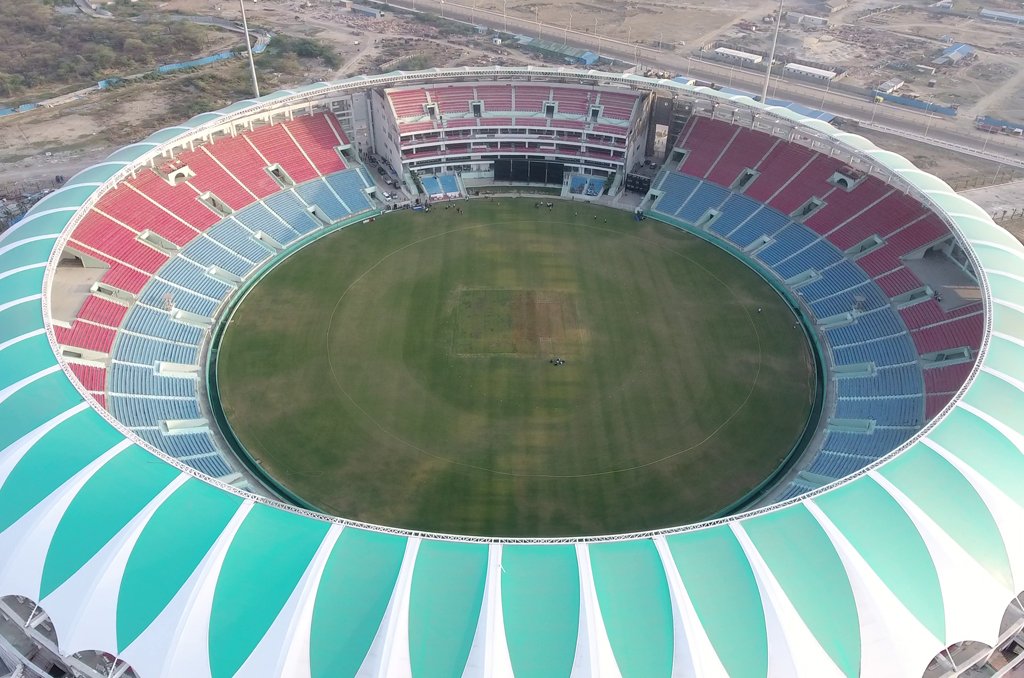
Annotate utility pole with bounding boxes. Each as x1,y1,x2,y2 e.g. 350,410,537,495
761,0,784,102
239,0,260,98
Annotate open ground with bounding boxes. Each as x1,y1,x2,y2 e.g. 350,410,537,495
216,200,815,537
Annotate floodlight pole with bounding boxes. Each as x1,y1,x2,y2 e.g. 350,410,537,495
239,0,260,99
761,0,784,102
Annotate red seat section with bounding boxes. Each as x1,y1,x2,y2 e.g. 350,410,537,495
552,88,594,115
324,113,351,145
679,118,737,177
924,361,975,394
284,114,346,175
71,212,168,275
97,262,151,295
55,322,115,353
856,216,950,277
388,88,430,118
910,312,985,353
69,363,107,391
204,135,281,198
428,86,474,114
767,155,844,216
743,141,814,203
246,124,318,183
705,128,777,187
900,299,982,330
925,393,954,419
825,192,927,251
95,183,198,246
597,91,638,120
804,177,890,235
77,296,127,327
399,121,437,134
476,85,514,112
875,267,921,297
176,147,255,210
592,123,628,136
515,86,551,113
127,169,219,231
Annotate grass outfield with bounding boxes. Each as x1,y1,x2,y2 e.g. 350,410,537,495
216,200,815,537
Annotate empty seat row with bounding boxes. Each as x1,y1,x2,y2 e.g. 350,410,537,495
109,362,199,397
113,332,199,366
109,395,201,428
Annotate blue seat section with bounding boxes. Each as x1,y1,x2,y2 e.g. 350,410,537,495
836,364,924,398
140,280,219,318
421,176,442,196
181,237,252,278
159,257,233,300
727,209,790,248
207,220,273,264
234,202,301,246
440,174,460,193
325,170,374,212
113,333,199,366
109,396,201,428
798,260,866,302
135,429,217,457
807,451,876,478
109,363,198,397
708,195,760,236
123,305,204,344
835,398,923,427
189,454,233,477
821,427,916,457
678,182,729,223
756,223,819,266
810,282,888,319
295,179,349,221
826,308,905,346
654,173,699,216
773,240,843,279
357,167,375,188
777,482,814,501
832,333,917,367
265,191,321,234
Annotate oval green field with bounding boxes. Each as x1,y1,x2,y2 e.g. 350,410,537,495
216,200,816,537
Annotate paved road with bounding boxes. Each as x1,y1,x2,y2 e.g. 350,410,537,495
398,0,1024,166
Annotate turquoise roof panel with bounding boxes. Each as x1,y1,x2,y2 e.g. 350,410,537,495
66,163,125,187
0,372,82,451
984,336,1024,382
961,370,1024,436
32,185,104,212
40,445,181,599
0,300,43,346
117,479,243,651
665,526,768,677
931,407,1024,509
878,443,1013,589
501,544,580,677
0,333,59,387
0,238,57,272
408,540,489,678
812,477,945,639
208,504,330,678
0,266,44,305
0,407,125,535
309,528,408,677
742,504,861,676
589,540,673,677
